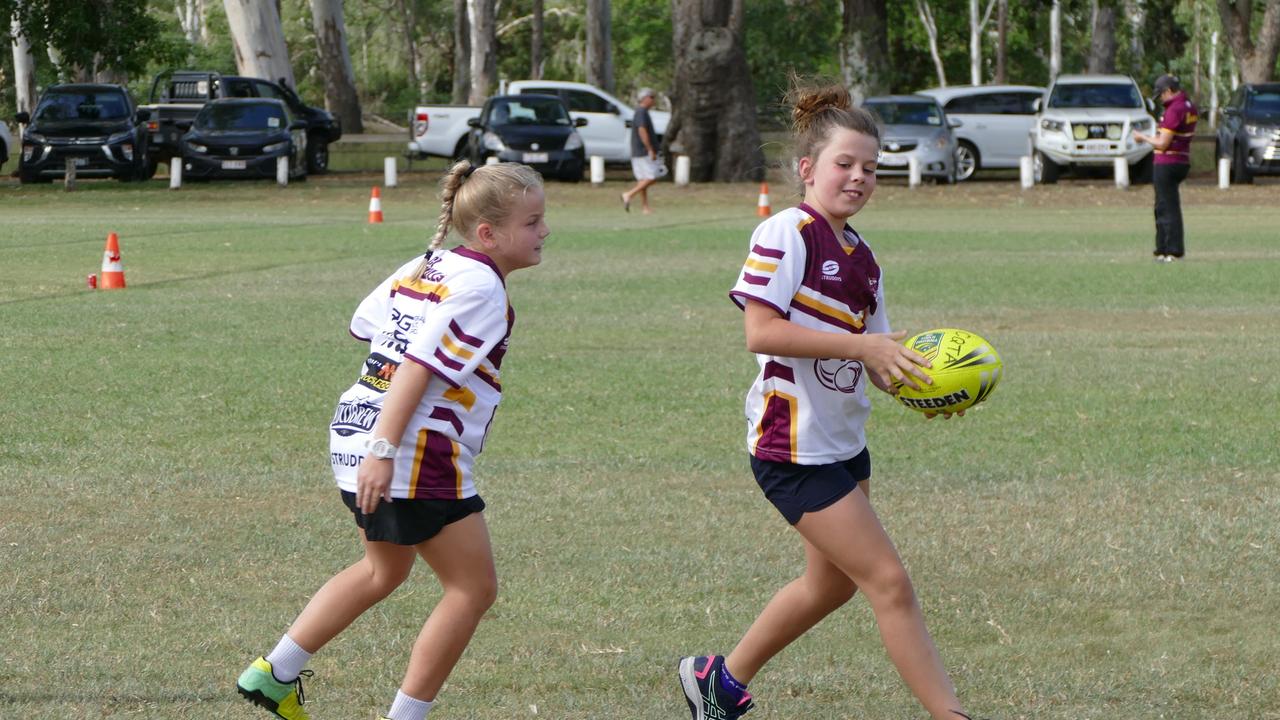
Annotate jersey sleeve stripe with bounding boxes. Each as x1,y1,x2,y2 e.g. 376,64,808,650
395,280,451,303
441,334,477,361
741,272,770,286
751,244,785,259
730,290,788,316
403,351,462,388
745,258,778,272
432,347,466,372
763,361,795,383
473,366,502,393
448,319,485,347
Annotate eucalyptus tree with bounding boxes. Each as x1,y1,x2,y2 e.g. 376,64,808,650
223,0,294,85
1216,0,1280,82
586,0,613,92
841,0,889,104
311,0,362,133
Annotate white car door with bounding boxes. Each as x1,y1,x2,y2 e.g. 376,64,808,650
562,89,630,161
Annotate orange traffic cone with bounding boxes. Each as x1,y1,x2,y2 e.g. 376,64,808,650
368,187,384,224
756,182,772,217
98,232,126,290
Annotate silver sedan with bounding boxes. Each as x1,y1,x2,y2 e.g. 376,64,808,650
863,95,959,184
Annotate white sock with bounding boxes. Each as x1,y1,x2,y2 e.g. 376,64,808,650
264,634,312,683
387,689,434,720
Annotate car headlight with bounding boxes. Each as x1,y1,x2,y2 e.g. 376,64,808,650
121,143,134,161
1245,124,1274,137
564,132,583,151
482,131,506,151
26,132,46,143
187,142,208,154
1072,124,1088,140
263,141,289,153
1040,118,1064,133
22,144,36,161
1132,119,1153,132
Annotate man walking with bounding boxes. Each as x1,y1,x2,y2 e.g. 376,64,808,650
621,88,662,215
1133,74,1198,262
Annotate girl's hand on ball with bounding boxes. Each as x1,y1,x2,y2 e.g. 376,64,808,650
924,410,966,420
861,331,932,392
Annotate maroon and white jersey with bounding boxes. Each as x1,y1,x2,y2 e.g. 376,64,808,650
729,204,890,464
330,247,513,499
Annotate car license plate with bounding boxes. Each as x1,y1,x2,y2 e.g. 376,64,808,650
878,155,907,167
73,157,89,167
1083,141,1112,153
222,160,247,170
522,152,549,163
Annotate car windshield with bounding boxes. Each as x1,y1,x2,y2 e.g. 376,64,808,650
34,91,130,121
1247,90,1280,114
488,98,571,126
1048,83,1142,109
196,103,287,131
864,101,943,126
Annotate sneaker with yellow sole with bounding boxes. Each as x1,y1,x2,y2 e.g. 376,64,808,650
236,656,314,720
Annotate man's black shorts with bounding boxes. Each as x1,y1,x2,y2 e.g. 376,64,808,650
750,448,871,525
340,491,485,546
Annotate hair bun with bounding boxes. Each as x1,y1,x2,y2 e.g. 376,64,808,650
791,84,851,134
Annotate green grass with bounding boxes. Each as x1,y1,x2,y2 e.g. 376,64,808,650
1,171,1278,720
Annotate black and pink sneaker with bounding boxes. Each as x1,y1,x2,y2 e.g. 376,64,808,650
677,655,754,720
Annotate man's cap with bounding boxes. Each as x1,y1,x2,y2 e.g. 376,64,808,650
637,87,656,100
1153,74,1180,94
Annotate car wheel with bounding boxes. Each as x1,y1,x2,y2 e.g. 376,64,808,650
1232,143,1254,184
1033,151,1059,184
954,142,979,182
306,138,329,174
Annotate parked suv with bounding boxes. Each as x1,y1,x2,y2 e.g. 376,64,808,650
0,121,12,172
15,83,150,183
1032,74,1156,183
917,84,1045,181
1216,82,1280,184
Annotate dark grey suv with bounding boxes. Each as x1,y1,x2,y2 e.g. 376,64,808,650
15,83,150,183
1216,83,1280,184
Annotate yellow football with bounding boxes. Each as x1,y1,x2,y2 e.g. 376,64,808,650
895,328,1002,414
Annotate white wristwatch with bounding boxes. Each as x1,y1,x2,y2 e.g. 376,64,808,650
365,437,398,459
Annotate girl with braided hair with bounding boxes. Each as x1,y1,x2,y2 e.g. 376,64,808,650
677,79,976,720
237,160,549,720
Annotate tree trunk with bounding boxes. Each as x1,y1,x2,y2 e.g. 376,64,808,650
10,15,37,116
177,0,203,43
468,0,496,105
531,0,544,79
223,0,295,86
393,0,423,100
995,0,1007,84
969,0,996,85
840,0,888,105
916,0,947,87
1125,0,1144,63
1209,29,1219,127
668,0,764,182
310,0,362,133
1050,0,1061,80
1216,0,1280,83
1087,0,1118,73
586,0,614,93
452,0,470,104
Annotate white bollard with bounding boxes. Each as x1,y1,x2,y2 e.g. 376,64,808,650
1218,156,1230,189
907,156,921,188
1113,157,1130,189
485,155,499,166
590,155,605,185
277,155,289,186
674,155,690,186
1019,156,1034,189
169,161,182,190
384,157,398,188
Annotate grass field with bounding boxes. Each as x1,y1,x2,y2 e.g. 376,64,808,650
1,170,1277,720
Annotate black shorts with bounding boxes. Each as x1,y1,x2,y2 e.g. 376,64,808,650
750,448,871,525
340,491,485,546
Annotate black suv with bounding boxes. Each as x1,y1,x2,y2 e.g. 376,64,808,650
15,83,150,183
142,71,341,175
1217,83,1280,184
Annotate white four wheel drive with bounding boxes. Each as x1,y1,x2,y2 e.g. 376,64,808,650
407,80,669,163
1033,73,1158,184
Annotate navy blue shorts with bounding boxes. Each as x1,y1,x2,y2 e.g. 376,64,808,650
750,448,871,525
340,491,485,546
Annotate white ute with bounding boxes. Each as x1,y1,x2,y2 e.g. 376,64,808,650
407,80,669,163
1033,74,1157,183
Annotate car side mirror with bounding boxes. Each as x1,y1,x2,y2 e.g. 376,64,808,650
575,117,588,127
608,104,620,115
135,108,151,122
467,118,481,128
1145,98,1156,112
15,111,30,124
947,117,963,128
1031,98,1041,113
